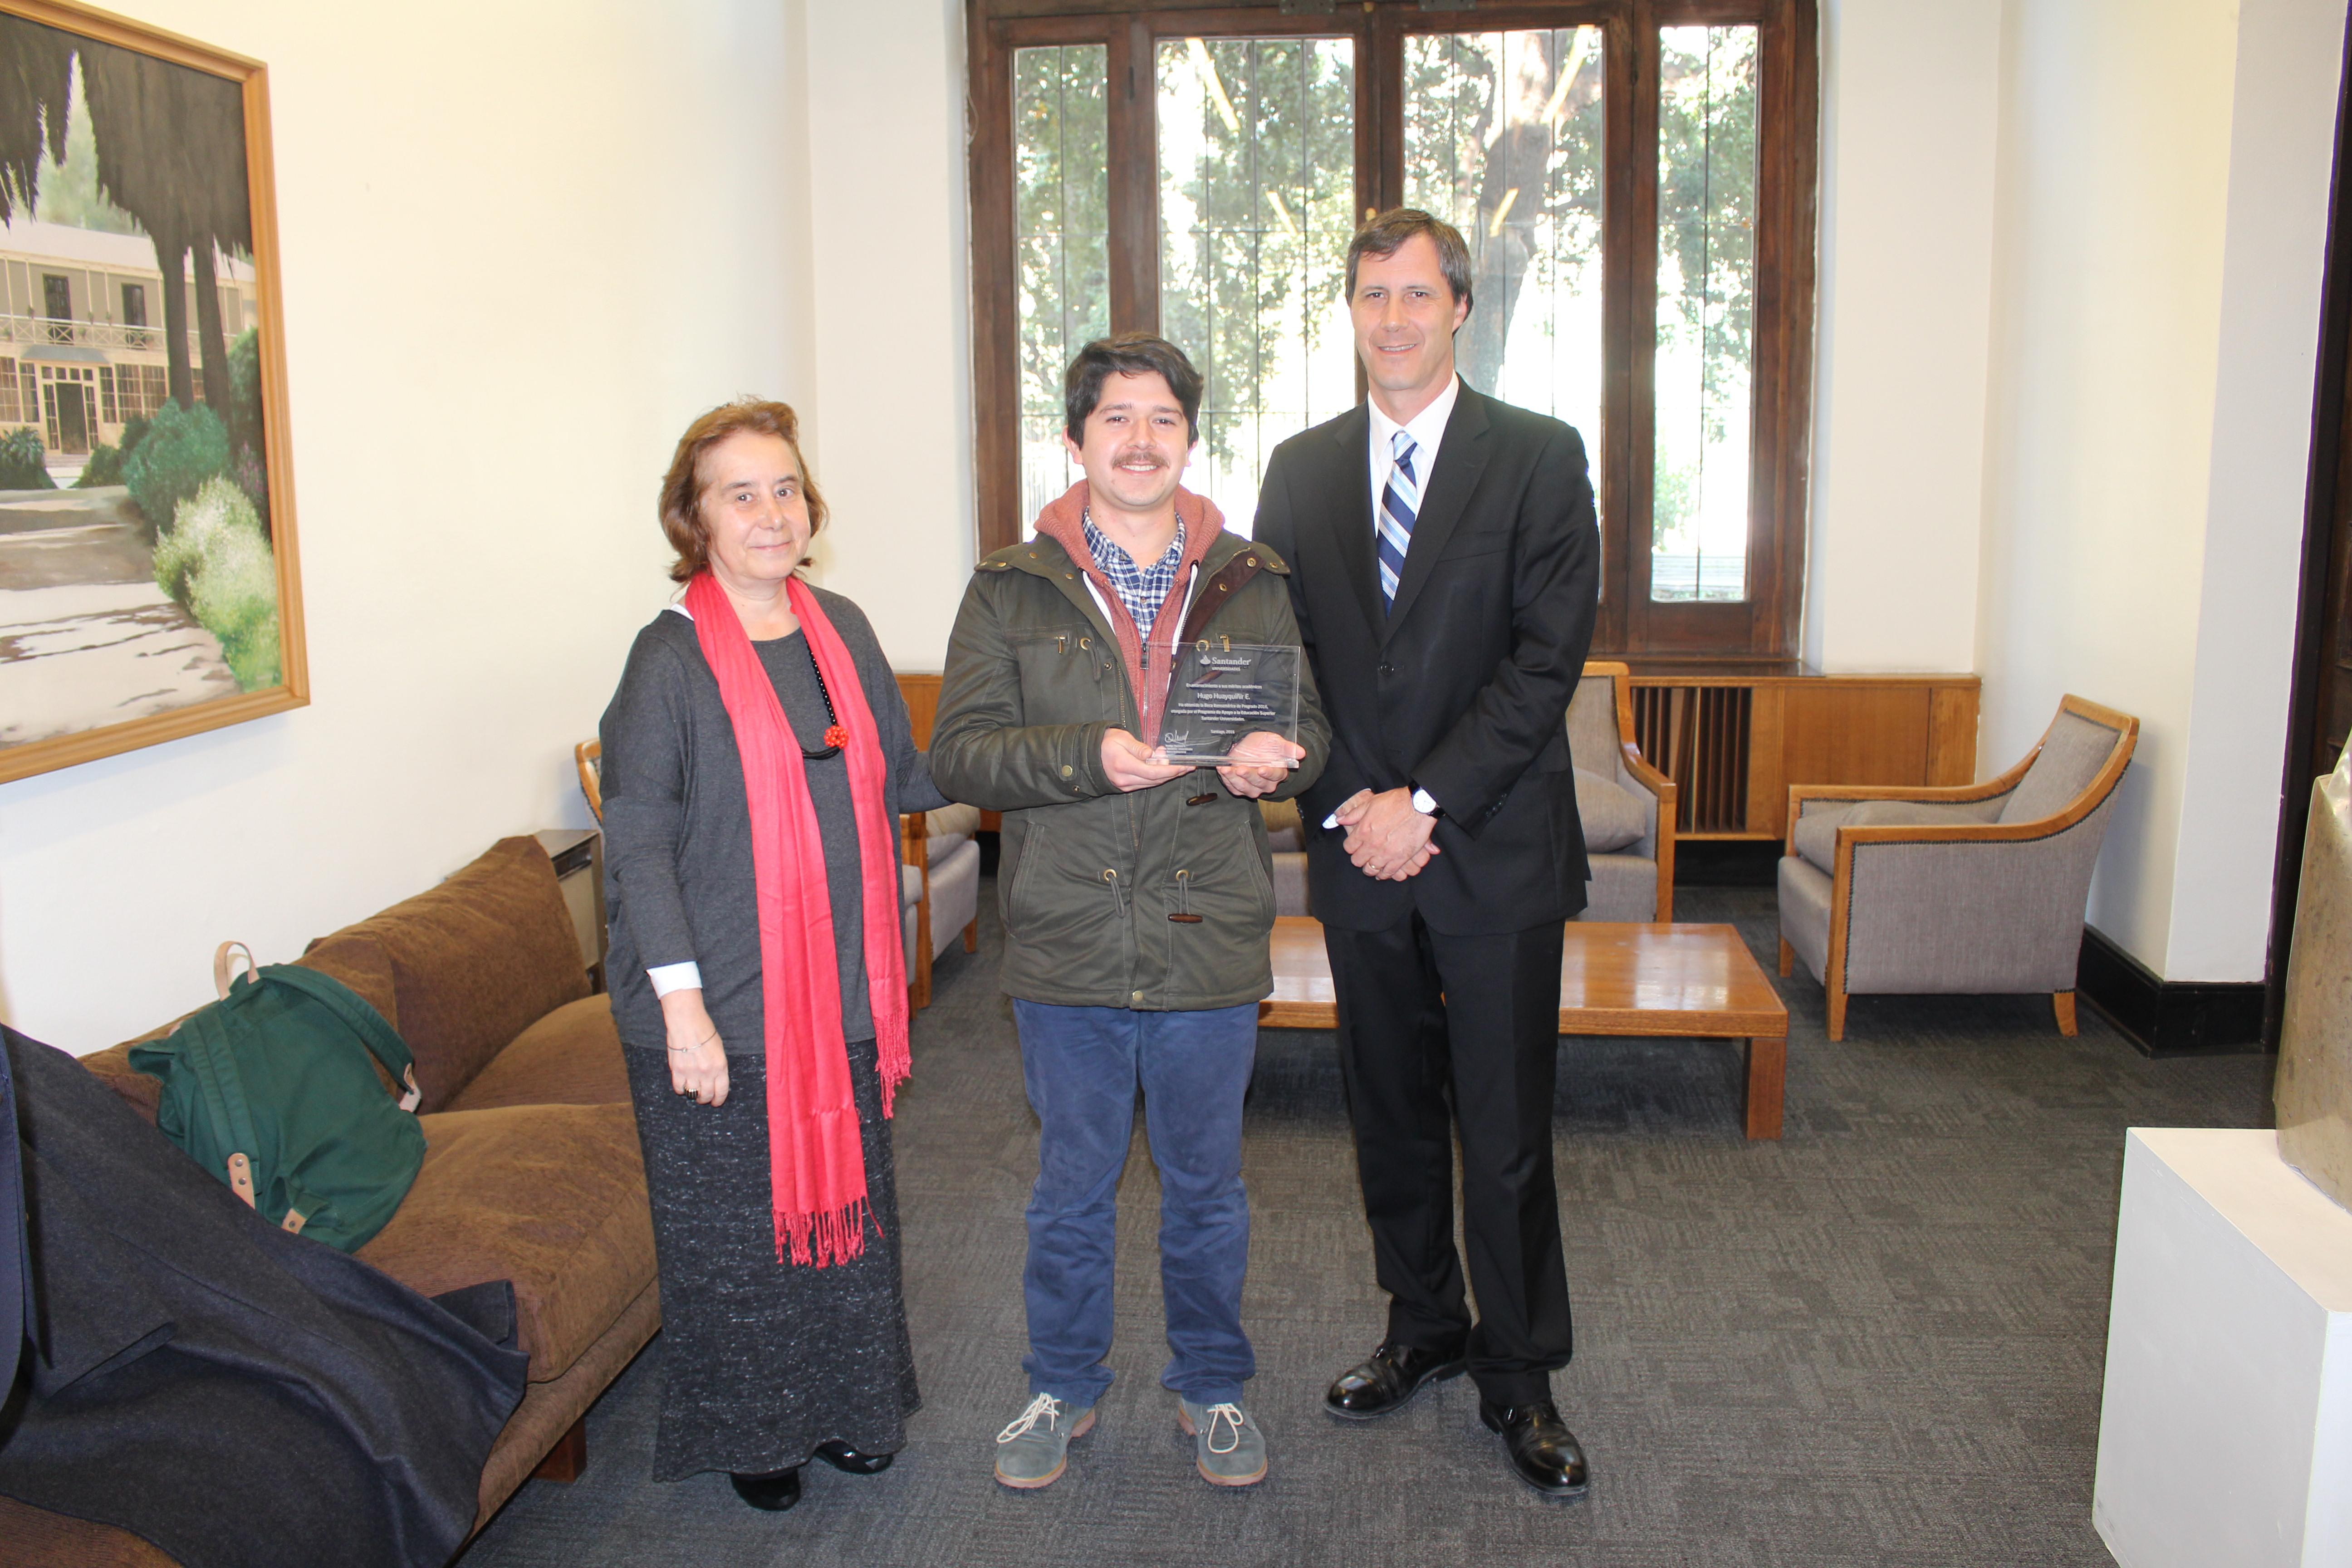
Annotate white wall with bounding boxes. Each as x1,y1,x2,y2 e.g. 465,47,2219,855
0,0,810,1049
1973,0,2344,980
2166,0,2349,980
796,0,975,673
1805,0,2004,676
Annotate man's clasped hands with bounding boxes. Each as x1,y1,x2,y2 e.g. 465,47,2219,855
1098,726,1437,886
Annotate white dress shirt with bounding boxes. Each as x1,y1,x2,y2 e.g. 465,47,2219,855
1328,376,1460,827
1366,373,1460,549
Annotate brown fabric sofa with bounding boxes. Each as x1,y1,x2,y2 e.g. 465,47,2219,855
3,835,657,1565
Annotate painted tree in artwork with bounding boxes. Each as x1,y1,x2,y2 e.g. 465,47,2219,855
0,17,76,222
82,36,249,415
0,13,251,414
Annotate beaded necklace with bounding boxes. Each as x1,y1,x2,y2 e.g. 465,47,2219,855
802,640,849,760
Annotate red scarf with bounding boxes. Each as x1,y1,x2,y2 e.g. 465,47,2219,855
684,570,910,1267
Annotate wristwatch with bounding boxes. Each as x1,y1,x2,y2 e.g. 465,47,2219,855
1410,785,1440,817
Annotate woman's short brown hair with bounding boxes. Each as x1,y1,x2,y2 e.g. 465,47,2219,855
657,398,828,584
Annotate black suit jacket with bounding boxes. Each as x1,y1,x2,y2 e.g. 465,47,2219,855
1254,384,1600,935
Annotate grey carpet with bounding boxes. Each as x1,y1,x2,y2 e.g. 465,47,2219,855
459,884,2271,1567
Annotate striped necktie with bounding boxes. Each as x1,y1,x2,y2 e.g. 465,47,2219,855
1377,429,1418,612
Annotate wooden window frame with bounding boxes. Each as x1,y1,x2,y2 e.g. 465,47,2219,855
966,0,1818,661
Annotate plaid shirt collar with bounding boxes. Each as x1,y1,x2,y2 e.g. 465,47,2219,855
1081,507,1186,638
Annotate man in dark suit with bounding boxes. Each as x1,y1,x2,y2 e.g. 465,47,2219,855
1253,209,1598,1498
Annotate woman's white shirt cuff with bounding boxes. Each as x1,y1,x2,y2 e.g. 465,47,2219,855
648,961,702,996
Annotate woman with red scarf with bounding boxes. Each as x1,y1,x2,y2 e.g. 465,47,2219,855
598,399,946,1512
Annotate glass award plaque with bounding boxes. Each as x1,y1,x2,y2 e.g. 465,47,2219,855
1156,641,1303,767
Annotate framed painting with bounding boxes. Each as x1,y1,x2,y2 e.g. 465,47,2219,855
0,0,303,784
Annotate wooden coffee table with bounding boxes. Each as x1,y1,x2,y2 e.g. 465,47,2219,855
1261,917,1789,1140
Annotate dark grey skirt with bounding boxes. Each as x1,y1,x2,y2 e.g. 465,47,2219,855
623,1037,920,1480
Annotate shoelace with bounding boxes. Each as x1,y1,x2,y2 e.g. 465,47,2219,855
996,1393,1064,1445
1200,1402,1246,1455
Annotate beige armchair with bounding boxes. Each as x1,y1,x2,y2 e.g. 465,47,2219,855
1569,661,1678,922
1262,798,1311,916
1776,694,2138,1041
902,804,981,1010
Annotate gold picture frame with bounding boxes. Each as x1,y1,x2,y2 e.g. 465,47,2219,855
0,0,304,784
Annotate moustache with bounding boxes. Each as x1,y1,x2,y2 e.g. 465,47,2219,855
1111,448,1168,470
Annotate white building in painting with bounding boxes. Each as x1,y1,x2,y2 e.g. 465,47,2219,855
0,216,259,472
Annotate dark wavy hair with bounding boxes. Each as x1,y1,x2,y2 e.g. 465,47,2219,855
1345,207,1475,314
1063,333,1205,445
656,398,827,585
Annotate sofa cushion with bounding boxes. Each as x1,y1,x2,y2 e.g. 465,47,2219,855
1575,767,1646,853
296,930,401,1033
1793,798,2001,874
1577,851,1659,922
920,802,983,862
1999,710,2122,824
81,936,407,1124
1564,672,1624,774
445,995,631,1113
926,838,983,960
357,1102,652,1382
313,838,589,1112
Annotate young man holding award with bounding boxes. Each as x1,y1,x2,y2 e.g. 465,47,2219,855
932,333,1327,1493
1253,211,1601,1498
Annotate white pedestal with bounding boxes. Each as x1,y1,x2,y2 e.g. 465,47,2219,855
2094,1129,2352,1567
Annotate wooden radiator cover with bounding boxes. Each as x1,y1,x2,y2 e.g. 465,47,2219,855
1630,672,1980,840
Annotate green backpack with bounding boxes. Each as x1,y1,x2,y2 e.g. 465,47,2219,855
131,959,427,1252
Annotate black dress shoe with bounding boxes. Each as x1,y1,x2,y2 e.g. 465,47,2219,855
1479,1399,1588,1498
729,1467,804,1510
812,1439,894,1476
1323,1339,1469,1420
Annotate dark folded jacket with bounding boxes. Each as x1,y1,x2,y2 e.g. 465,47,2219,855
0,1026,528,1568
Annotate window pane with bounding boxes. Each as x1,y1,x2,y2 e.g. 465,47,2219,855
1014,44,1110,537
1403,29,1604,461
1652,25,1757,603
1158,36,1356,534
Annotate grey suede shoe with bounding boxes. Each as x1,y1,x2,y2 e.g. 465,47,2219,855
1176,1395,1268,1487
994,1392,1095,1490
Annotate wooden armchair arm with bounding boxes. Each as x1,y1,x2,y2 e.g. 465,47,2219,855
1620,739,1675,799
1617,741,1679,921
574,740,603,823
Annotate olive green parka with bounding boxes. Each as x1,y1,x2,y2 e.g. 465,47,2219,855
931,524,1329,1010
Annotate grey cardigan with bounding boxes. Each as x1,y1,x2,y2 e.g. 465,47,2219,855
598,585,946,1055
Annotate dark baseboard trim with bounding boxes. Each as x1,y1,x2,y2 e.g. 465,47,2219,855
2077,926,2268,1058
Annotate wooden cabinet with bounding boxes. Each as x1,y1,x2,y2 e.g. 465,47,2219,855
897,672,943,747
1630,671,1980,840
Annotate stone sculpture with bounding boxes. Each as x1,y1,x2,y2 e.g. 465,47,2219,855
2277,745,2352,1210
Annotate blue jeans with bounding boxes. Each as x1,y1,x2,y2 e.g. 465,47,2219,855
1014,1000,1259,1407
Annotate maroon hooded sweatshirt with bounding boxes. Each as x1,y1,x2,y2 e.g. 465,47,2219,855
1029,478,1227,747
